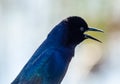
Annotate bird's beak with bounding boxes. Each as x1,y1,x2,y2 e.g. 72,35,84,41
88,27,104,33
84,27,103,43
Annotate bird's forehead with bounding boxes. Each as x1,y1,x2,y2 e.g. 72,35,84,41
64,16,88,28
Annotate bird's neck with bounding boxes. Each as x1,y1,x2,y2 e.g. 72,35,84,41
47,21,68,45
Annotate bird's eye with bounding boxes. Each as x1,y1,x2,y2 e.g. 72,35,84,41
80,27,84,31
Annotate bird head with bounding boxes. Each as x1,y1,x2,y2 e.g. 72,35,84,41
64,16,103,45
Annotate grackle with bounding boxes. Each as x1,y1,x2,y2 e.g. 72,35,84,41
11,16,103,84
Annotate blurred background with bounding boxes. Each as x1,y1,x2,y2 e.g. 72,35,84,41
0,0,120,84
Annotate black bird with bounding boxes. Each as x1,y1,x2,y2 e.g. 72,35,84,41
12,16,103,84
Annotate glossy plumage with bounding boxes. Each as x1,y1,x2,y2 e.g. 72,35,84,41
12,16,103,84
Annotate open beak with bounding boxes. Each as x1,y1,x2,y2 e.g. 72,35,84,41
84,27,103,43
88,27,104,32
